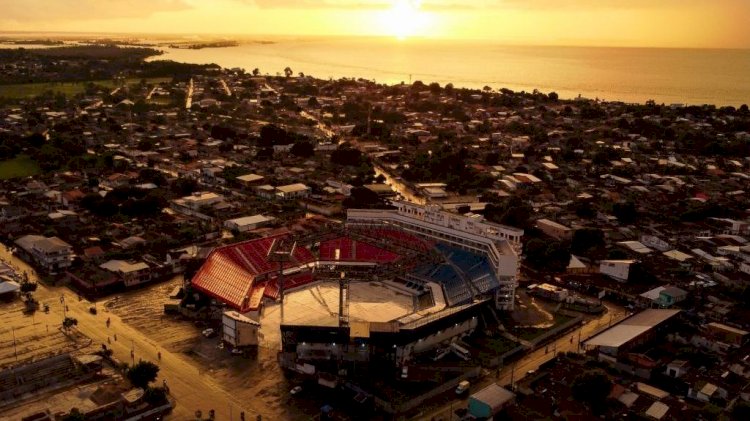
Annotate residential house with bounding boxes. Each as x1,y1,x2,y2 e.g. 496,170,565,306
658,286,688,308
535,218,573,241
99,260,152,288
14,235,74,274
600,259,636,282
224,215,275,233
275,183,311,200
665,360,689,378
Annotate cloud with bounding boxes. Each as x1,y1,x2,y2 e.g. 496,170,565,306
0,0,190,22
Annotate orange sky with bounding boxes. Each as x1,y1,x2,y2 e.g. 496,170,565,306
1,0,749,48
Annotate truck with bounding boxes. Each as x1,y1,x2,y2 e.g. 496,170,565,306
455,380,470,395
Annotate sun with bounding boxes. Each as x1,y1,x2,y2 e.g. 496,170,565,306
380,0,431,40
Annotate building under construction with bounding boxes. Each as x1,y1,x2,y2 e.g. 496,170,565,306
188,202,523,384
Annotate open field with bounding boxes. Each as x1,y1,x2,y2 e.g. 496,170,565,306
0,77,172,99
0,155,41,180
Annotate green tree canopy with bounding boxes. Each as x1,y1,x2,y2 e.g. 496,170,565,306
572,370,612,414
127,360,160,389
571,228,605,256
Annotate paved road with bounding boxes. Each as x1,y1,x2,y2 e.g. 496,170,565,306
0,245,267,421
414,303,629,421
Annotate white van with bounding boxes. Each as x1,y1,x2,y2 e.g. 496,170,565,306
450,343,471,361
455,380,470,395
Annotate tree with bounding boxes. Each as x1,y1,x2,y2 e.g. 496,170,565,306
428,82,441,95
524,239,571,272
571,370,612,414
144,386,169,406
731,400,750,420
574,201,596,219
548,91,559,102
571,228,605,256
284,67,293,78
613,201,637,224
331,145,362,166
484,152,500,166
252,68,260,76
127,360,160,389
171,177,198,196
61,408,86,421
307,96,320,108
20,281,37,294
62,317,78,331
290,141,315,158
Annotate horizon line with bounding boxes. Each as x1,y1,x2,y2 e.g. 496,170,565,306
1,30,748,51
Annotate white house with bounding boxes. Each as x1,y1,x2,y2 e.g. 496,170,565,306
599,260,635,282
275,183,311,200
224,215,275,233
535,219,573,241
174,191,224,211
640,235,671,252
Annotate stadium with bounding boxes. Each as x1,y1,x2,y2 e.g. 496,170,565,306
189,201,523,373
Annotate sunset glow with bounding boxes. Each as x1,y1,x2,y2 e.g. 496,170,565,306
0,0,748,48
380,0,431,40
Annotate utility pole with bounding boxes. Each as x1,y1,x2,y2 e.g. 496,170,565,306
12,327,18,362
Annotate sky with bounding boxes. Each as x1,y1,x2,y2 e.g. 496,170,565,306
1,0,749,48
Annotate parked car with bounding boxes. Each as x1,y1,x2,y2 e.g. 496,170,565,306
290,386,303,396
202,328,216,338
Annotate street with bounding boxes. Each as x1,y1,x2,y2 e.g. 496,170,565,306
414,302,629,421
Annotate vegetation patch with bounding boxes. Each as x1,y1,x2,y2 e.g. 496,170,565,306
0,155,41,179
0,77,172,99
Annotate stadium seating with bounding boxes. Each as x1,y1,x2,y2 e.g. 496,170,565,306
356,228,432,252
434,244,500,294
263,272,314,300
319,237,400,263
409,263,471,306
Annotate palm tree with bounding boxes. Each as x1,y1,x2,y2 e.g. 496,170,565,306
284,67,293,78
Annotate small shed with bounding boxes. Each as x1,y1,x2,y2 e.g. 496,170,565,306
468,384,515,419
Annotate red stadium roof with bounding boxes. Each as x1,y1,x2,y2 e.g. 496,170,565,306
191,230,428,312
191,235,315,312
